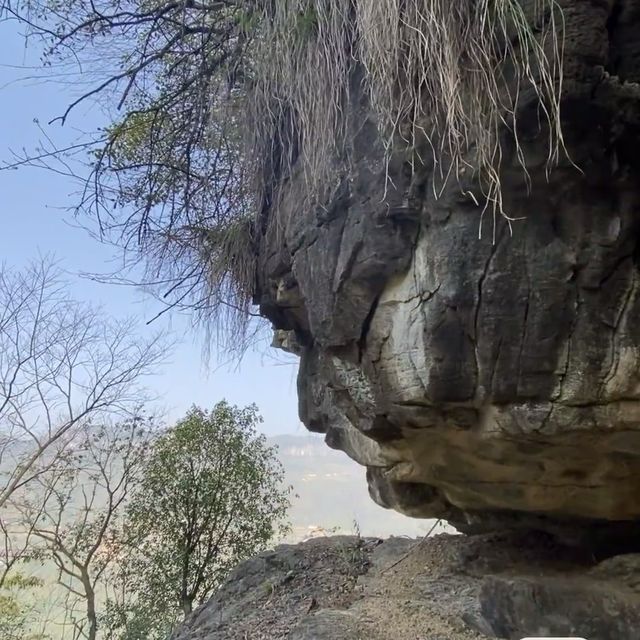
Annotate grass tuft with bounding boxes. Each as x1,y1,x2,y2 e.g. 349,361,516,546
248,0,566,234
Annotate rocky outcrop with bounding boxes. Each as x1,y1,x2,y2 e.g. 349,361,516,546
255,0,640,543
172,533,640,639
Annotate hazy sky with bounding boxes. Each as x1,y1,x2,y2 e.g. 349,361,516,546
0,21,303,436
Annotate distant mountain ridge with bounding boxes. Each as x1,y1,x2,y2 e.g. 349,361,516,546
267,433,449,541
267,434,335,457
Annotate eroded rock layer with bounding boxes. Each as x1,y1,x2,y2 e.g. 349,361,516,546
256,0,640,542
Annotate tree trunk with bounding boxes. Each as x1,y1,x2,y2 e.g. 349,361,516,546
81,571,98,640
181,597,193,617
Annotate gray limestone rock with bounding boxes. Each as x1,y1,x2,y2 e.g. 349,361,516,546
255,0,640,544
172,533,640,640
478,575,640,640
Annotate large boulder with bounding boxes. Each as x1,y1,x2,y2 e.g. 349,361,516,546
255,0,640,544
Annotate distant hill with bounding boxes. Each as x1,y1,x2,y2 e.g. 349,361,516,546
1,430,449,541
268,434,452,541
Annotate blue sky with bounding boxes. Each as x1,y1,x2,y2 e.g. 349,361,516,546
0,21,303,436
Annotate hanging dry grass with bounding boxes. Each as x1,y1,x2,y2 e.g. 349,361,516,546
12,0,567,347
248,0,565,233
184,214,258,355
197,214,257,347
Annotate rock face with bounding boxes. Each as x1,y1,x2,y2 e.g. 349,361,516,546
255,0,640,542
172,533,640,639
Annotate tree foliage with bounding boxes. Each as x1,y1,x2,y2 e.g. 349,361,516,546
0,573,48,640
1,0,566,344
105,402,290,639
4,0,260,346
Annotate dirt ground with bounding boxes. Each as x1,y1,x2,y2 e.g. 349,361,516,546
173,530,634,640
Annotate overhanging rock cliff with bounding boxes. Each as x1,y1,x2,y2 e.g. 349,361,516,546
255,0,640,544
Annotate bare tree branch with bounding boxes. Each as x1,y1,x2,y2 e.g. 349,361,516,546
14,417,152,640
1,0,261,351
0,257,168,601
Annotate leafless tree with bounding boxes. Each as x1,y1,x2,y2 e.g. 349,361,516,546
17,416,152,640
0,257,167,586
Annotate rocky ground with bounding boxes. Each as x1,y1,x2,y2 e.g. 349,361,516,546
172,532,640,639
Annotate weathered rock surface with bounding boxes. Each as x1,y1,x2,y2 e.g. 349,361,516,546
255,0,640,542
172,533,640,639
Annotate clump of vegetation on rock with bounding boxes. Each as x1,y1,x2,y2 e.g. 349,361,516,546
3,0,565,340
253,0,566,226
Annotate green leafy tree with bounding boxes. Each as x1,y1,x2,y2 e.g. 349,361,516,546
0,573,49,640
105,402,290,639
